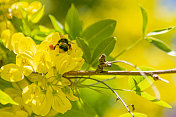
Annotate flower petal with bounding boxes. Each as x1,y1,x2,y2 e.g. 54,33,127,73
65,88,78,101
45,32,60,45
33,50,52,73
11,33,25,54
16,52,34,76
11,2,29,18
26,1,42,15
18,37,36,55
52,87,71,114
1,64,24,82
16,110,28,117
1,29,13,50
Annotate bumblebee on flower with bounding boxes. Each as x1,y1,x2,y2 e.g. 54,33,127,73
0,31,84,116
49,37,72,53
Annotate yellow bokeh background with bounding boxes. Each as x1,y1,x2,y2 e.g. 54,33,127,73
80,0,176,116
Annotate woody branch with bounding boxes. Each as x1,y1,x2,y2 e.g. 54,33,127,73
63,69,176,76
63,54,176,117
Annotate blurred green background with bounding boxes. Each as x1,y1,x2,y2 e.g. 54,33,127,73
2,0,176,117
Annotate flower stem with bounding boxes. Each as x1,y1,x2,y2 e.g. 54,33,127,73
114,38,143,59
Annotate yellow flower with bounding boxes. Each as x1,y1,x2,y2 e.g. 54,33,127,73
0,0,16,20
22,83,52,116
37,32,84,72
32,85,52,116
69,40,83,58
11,33,25,54
1,29,13,50
1,64,24,82
18,37,36,55
50,86,72,114
0,31,84,116
3,79,32,116
22,83,41,104
26,1,42,16
0,21,15,35
45,67,71,88
54,52,84,74
63,87,78,101
10,2,29,18
27,73,46,89
16,111,28,117
0,111,16,117
11,96,31,116
16,52,34,76
9,1,43,21
33,50,52,73
0,108,28,117
44,32,61,46
1,31,36,55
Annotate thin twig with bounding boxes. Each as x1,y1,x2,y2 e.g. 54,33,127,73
63,69,176,76
79,85,132,92
110,60,160,99
86,76,116,86
114,38,143,59
64,76,134,117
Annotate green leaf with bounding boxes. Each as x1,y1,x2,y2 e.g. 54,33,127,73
10,17,23,32
30,5,45,23
0,89,18,105
49,15,64,34
20,8,27,19
82,19,116,50
134,91,172,108
119,112,147,117
147,27,175,36
39,25,55,35
79,88,112,117
39,25,51,33
0,78,12,90
55,100,97,117
128,67,154,91
65,4,82,40
31,26,53,37
146,37,176,56
33,35,45,41
21,19,31,36
140,5,148,37
91,37,116,67
31,28,43,37
76,38,91,64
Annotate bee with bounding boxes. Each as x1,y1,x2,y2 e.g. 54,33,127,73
49,38,72,53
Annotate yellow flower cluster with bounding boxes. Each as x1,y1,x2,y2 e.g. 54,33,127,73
0,30,84,116
9,1,43,19
0,1,43,35
0,0,16,34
